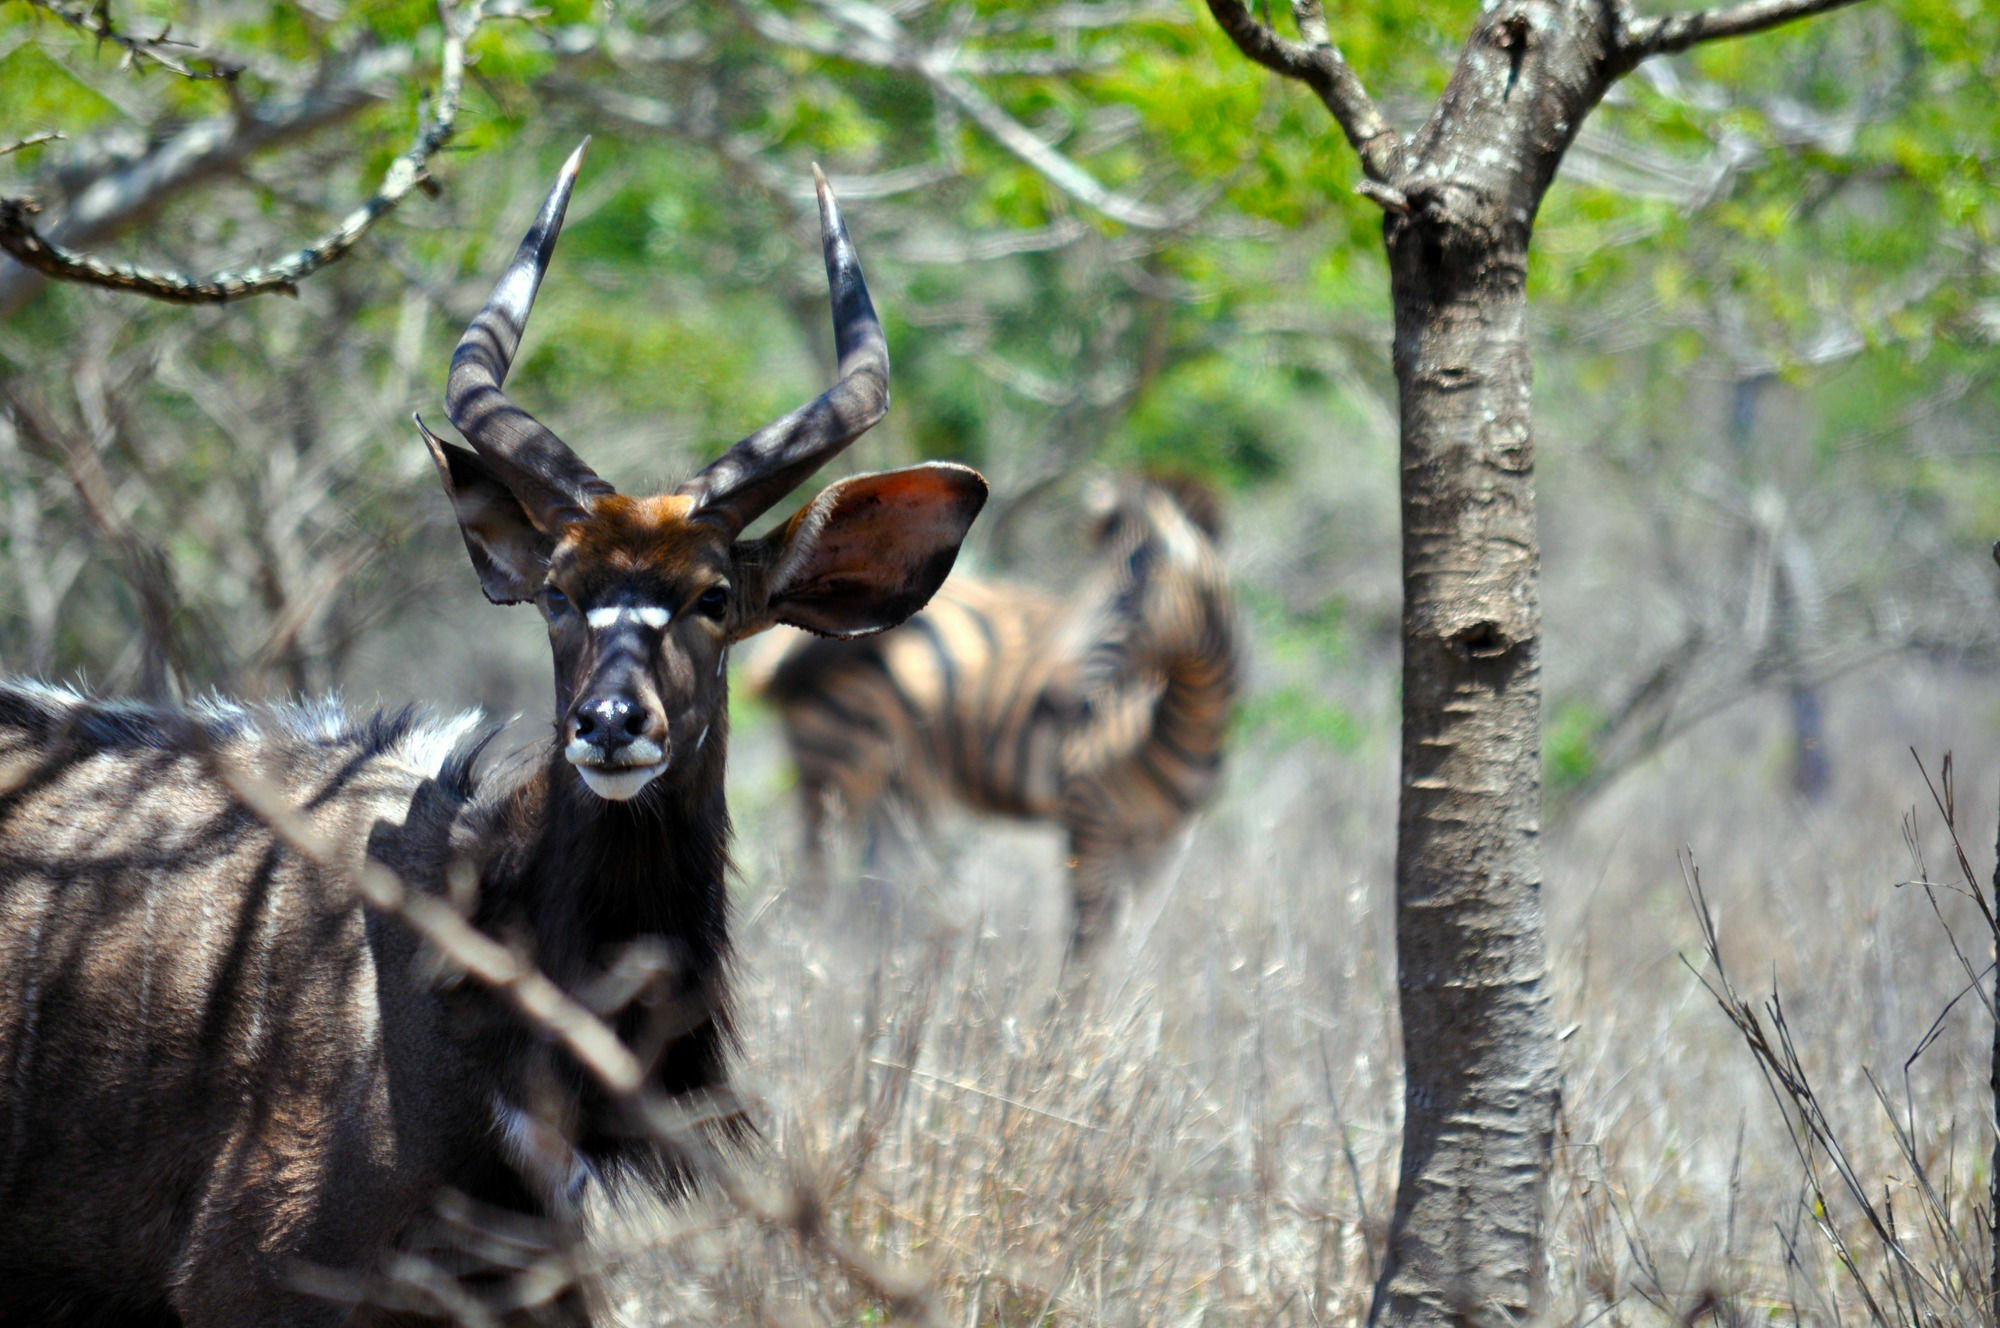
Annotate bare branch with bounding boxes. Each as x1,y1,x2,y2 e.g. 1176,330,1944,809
924,67,1190,229
0,43,417,315
896,218,1093,263
1620,0,1874,63
1,132,65,158
1289,0,1331,46
0,1,490,306
1201,0,1402,183
727,0,1200,230
18,0,241,79
0,380,196,697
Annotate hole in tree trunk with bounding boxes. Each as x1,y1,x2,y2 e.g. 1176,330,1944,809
1450,621,1511,658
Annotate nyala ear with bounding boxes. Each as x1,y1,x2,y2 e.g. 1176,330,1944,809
749,462,987,638
416,415,554,605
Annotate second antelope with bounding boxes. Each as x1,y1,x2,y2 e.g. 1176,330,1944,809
0,144,984,1326
754,475,1236,954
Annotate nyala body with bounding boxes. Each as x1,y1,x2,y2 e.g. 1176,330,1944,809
0,145,984,1326
757,476,1234,953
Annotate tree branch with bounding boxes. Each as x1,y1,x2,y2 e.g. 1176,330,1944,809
0,1,488,307
924,65,1191,229
1620,0,1874,63
723,0,1201,230
1,132,65,158
1201,0,1402,184
0,43,415,315
18,0,242,79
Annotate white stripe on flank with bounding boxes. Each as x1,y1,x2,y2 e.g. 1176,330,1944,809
586,605,671,630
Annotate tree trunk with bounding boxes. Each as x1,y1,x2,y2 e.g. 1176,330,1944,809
1363,9,1621,1322
1371,162,1559,1328
1201,2,1871,1321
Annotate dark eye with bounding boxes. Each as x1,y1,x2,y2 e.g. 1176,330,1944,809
697,587,729,620
543,586,571,616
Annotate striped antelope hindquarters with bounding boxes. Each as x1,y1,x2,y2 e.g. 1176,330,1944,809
757,476,1237,955
0,143,985,1328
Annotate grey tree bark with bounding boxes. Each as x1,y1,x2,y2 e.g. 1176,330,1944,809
1202,1,1871,1323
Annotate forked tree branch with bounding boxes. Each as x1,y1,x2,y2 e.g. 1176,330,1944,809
1201,0,1402,183
0,45,413,315
1619,0,1874,63
0,0,489,305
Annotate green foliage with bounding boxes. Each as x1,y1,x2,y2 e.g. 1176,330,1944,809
1544,699,1604,796
0,41,121,132
1535,1,1996,386
1231,588,1372,753
1110,352,1286,486
895,352,993,469
1235,682,1363,753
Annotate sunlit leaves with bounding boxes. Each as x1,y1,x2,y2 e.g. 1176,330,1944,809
0,41,121,136
4,0,1994,522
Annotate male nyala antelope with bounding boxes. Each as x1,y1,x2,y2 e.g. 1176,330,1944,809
0,143,984,1326
755,475,1235,954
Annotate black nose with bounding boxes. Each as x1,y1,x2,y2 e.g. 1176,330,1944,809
572,696,646,750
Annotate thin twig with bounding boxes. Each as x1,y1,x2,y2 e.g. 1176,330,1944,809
18,0,240,79
0,43,418,316
727,0,1203,230
869,1057,1106,1134
203,749,650,1097
1988,766,2000,1316
1684,852,1957,1321
1,132,65,158
1319,1033,1374,1284
1620,0,1873,64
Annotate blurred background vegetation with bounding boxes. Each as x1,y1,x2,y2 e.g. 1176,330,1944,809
4,2,2000,1318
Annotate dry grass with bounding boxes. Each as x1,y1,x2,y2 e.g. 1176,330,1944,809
561,655,2000,1325
598,732,1397,1326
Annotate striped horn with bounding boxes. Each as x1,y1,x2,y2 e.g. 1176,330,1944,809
445,138,614,531
678,166,890,536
